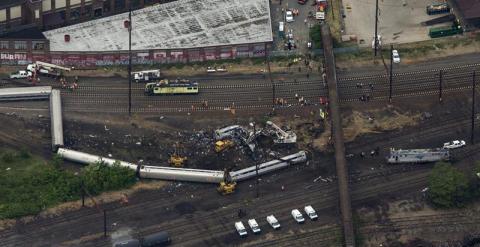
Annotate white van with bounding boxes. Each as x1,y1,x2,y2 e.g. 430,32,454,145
291,209,305,223
304,205,318,220
235,221,248,237
266,215,281,229
247,219,261,234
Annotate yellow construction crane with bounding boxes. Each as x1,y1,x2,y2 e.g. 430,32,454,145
217,168,236,195
215,140,235,153
168,142,187,167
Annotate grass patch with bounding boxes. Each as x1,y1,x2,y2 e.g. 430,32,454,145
0,149,136,219
310,24,323,49
325,0,343,44
336,34,480,63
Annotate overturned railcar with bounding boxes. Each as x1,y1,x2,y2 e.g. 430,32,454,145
387,148,449,164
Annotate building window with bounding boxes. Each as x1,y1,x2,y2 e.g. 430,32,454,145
132,0,141,8
70,7,81,21
42,0,52,12
0,9,6,22
114,0,125,12
70,0,81,6
10,6,22,19
14,41,27,50
0,41,9,50
32,41,45,50
83,5,92,17
55,0,67,9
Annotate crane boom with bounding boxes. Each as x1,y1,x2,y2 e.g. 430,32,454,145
35,61,71,72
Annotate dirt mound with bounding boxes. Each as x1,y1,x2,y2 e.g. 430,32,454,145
313,108,420,151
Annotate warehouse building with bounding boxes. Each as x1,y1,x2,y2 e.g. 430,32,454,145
449,0,480,30
1,0,273,66
0,0,176,33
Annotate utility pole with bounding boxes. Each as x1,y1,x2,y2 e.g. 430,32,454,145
374,0,379,57
81,180,85,207
103,209,107,237
128,3,132,116
249,122,260,198
264,43,275,113
472,71,476,144
330,0,334,20
389,45,393,103
439,70,443,102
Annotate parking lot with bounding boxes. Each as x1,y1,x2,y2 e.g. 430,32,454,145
271,0,322,53
343,0,442,46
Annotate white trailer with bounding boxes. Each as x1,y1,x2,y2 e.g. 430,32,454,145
132,69,161,83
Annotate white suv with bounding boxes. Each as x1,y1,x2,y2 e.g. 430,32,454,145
266,215,281,229
291,209,305,223
285,11,294,22
392,50,401,63
248,219,261,234
235,221,248,237
304,205,318,220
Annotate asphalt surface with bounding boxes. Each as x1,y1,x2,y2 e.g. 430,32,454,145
1,53,480,246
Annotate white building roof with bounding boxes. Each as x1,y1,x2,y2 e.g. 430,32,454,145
43,0,272,52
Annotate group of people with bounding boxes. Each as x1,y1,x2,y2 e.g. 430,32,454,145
60,76,79,90
357,82,374,102
359,147,381,158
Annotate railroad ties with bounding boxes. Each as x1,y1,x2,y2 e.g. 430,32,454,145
320,23,356,247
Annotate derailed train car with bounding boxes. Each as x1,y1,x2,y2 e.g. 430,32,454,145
0,86,52,101
50,89,64,151
230,151,307,181
387,148,450,164
57,148,307,184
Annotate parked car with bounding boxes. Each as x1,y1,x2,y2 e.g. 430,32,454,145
443,140,466,149
247,219,261,234
235,221,248,237
371,35,382,49
392,50,401,63
9,70,30,79
304,205,318,220
298,0,308,4
266,215,281,229
285,10,294,22
291,209,305,223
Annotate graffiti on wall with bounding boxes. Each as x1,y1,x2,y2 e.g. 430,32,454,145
0,44,267,67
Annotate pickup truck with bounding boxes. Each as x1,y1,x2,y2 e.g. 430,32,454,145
10,70,30,79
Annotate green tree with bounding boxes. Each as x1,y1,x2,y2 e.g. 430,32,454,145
427,162,470,208
82,161,136,195
470,161,480,197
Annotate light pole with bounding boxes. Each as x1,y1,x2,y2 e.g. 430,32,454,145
374,0,379,57
389,45,393,103
250,122,259,198
264,43,275,113
472,71,476,144
128,3,132,115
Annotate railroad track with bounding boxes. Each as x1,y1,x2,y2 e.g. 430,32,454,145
3,135,479,247
0,159,441,247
